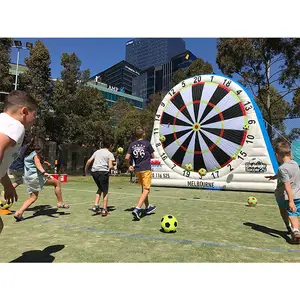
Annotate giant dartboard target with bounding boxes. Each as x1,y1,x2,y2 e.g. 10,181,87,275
153,74,260,181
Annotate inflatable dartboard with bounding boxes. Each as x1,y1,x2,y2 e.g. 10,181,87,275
151,74,278,192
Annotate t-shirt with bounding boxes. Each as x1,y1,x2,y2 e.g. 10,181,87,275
127,140,154,172
275,160,300,201
24,151,39,177
10,144,28,171
91,149,115,172
0,113,25,179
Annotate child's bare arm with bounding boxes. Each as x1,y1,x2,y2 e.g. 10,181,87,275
0,133,15,164
284,182,296,212
34,155,48,175
265,174,277,180
84,157,94,175
125,153,134,171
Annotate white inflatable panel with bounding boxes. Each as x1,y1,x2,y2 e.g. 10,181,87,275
150,75,278,192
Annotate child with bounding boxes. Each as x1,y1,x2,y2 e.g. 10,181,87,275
0,91,37,233
266,142,300,241
125,126,156,220
13,137,69,222
9,135,34,189
84,140,115,216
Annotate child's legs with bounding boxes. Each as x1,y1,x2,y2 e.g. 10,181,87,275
92,172,103,205
0,216,3,234
287,199,300,231
279,207,290,226
46,177,63,203
103,192,108,210
276,199,290,226
137,188,150,208
100,172,109,210
136,171,152,208
94,192,101,206
16,191,39,216
289,216,299,231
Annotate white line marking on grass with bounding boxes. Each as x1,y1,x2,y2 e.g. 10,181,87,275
38,219,300,254
63,188,277,208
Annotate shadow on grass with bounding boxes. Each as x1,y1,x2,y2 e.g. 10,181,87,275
10,245,65,263
22,204,70,220
243,222,295,244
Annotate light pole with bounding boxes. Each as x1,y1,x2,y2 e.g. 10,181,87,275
12,40,33,90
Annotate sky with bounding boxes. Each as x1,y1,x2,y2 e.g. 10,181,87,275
10,37,299,132
10,38,221,79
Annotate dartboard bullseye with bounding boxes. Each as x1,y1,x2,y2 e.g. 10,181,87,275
153,75,258,181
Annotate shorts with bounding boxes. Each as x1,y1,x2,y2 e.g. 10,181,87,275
9,169,24,185
91,171,109,194
24,173,48,194
276,198,300,216
136,170,152,190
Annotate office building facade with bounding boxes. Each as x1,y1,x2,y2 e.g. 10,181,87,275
132,50,197,100
89,61,141,95
126,38,186,70
88,83,144,109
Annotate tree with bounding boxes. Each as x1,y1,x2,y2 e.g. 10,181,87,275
216,38,300,139
170,58,213,87
0,38,13,92
61,53,81,95
255,86,291,134
21,40,52,137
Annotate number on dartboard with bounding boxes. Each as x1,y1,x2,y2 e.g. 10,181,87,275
246,134,254,144
155,114,160,121
243,101,253,111
238,151,247,160
223,79,231,87
168,89,175,97
160,102,165,107
236,90,242,95
248,120,256,125
183,170,190,177
171,164,177,170
161,153,167,160
212,171,219,179
227,164,234,172
210,75,214,82
156,143,161,147
193,76,201,83
182,81,185,87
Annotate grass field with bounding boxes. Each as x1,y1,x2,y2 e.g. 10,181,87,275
1,176,300,263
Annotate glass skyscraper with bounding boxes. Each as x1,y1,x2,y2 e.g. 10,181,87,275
126,38,186,71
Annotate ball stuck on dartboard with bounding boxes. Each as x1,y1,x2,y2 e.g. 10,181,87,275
198,168,207,176
159,135,166,143
185,163,193,171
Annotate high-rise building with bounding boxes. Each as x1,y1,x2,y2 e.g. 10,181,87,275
132,50,197,100
126,38,186,70
90,61,141,95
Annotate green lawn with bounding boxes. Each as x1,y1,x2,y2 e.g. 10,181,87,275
1,176,300,262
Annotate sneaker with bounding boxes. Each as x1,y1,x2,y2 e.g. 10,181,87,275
102,209,110,217
89,205,101,213
132,208,141,220
292,229,300,239
145,205,156,215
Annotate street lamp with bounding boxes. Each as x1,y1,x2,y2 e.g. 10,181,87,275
12,40,33,90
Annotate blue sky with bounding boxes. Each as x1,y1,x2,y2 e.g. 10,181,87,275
10,38,298,132
10,38,221,78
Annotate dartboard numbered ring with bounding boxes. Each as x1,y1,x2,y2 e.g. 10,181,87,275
153,74,258,181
